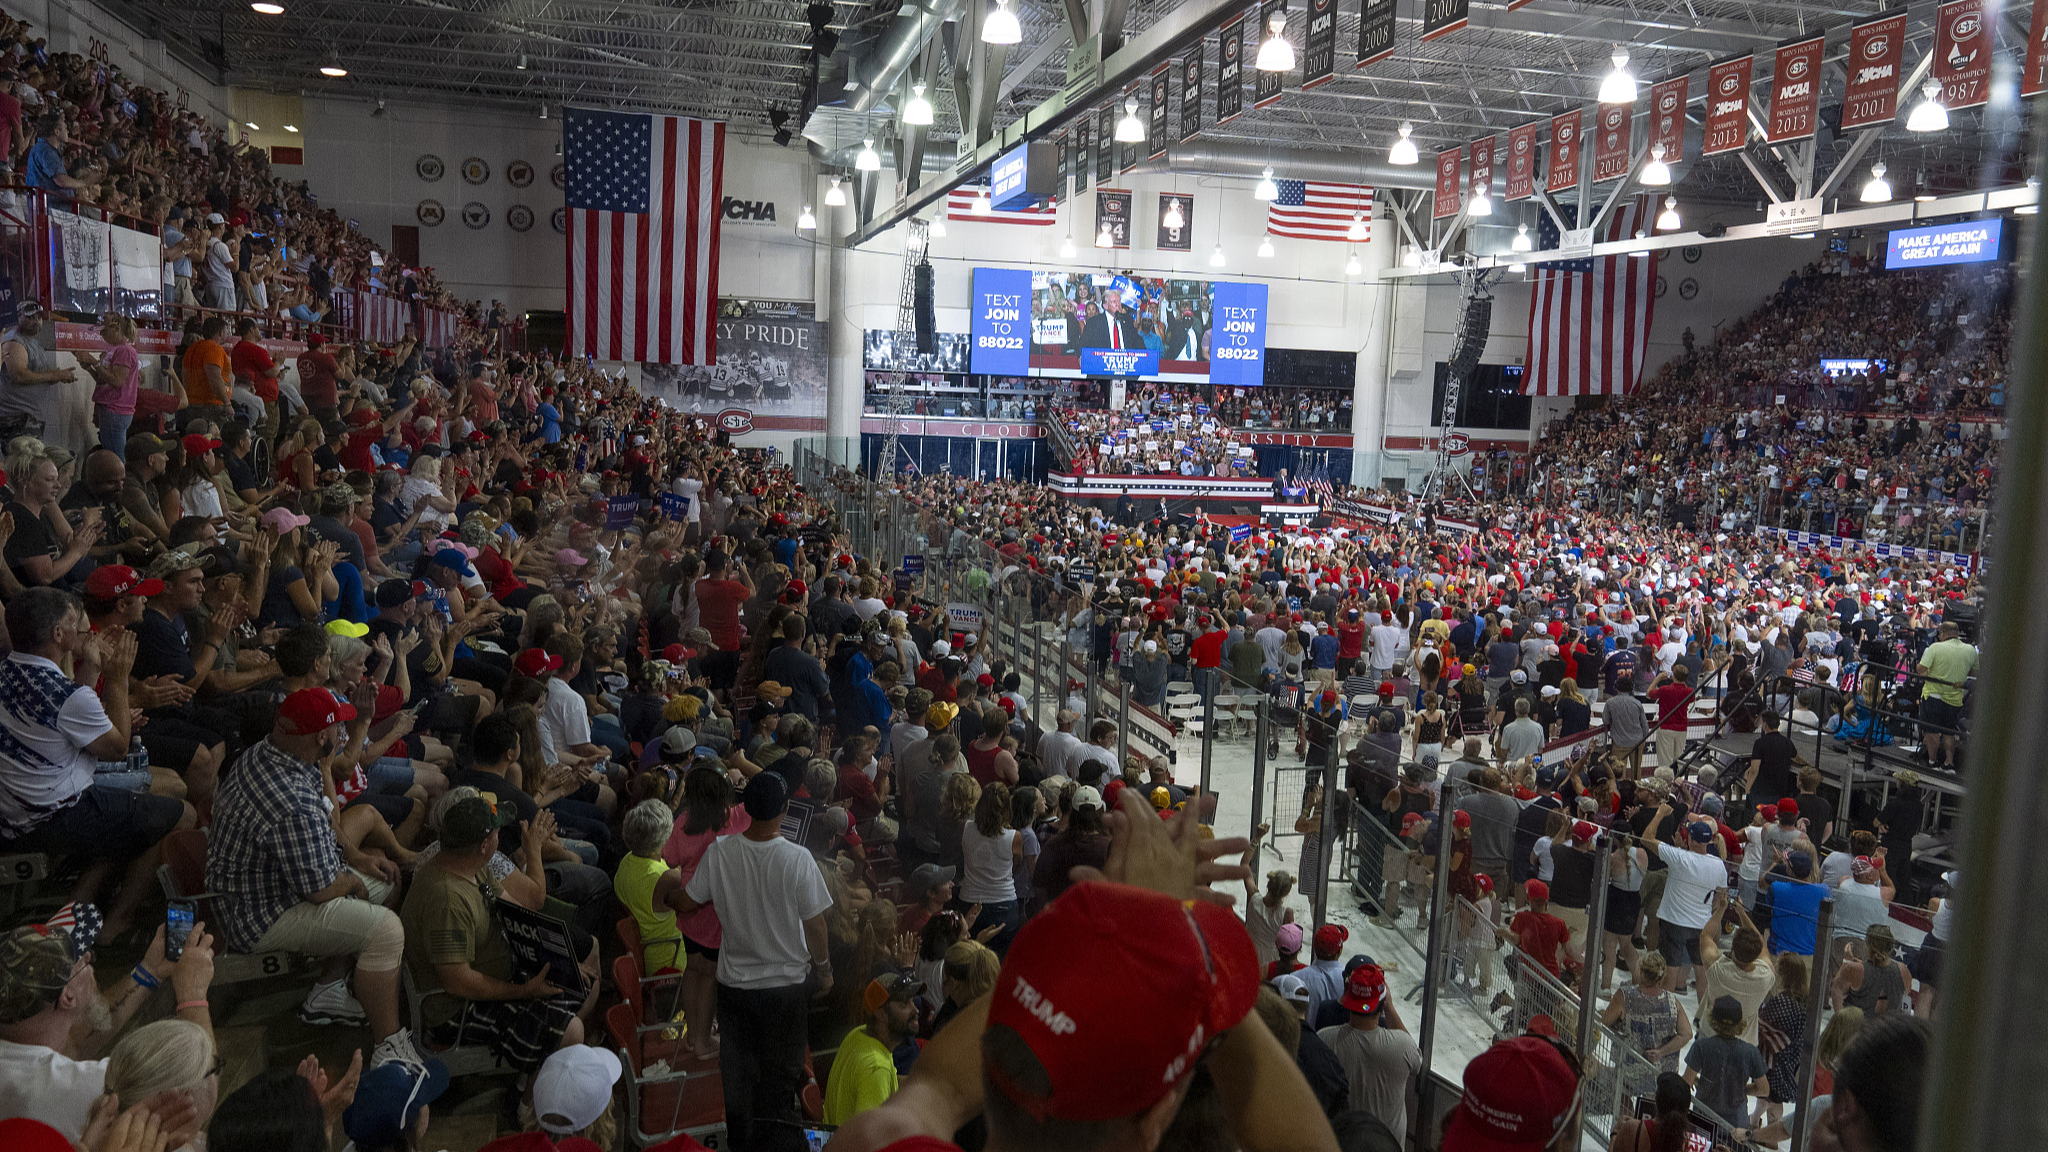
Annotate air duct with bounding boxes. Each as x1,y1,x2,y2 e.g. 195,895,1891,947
1127,142,1438,191
806,136,956,175
840,0,961,114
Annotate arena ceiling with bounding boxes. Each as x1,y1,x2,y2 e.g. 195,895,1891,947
116,0,2033,211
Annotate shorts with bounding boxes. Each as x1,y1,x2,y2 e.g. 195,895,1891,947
4,785,183,862
1604,887,1643,936
365,757,416,795
1656,920,1702,967
1919,697,1961,733
432,990,583,1073
1909,936,1944,988
683,934,722,962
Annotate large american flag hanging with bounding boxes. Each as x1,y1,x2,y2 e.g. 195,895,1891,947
1522,198,1656,396
1266,179,1374,241
944,187,1059,225
565,107,724,365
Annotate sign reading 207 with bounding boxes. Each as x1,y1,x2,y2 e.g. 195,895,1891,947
970,267,1033,374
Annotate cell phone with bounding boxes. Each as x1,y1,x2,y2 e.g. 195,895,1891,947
165,898,195,961
408,695,435,714
802,1128,836,1152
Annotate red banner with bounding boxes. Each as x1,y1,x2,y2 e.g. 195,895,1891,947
1469,134,1496,203
1935,0,1990,110
1592,103,1631,182
1703,54,1752,156
2026,0,2048,97
1649,76,1687,162
1434,146,1463,219
1843,12,1907,127
1765,35,1825,142
1545,109,1582,194
1504,121,1540,201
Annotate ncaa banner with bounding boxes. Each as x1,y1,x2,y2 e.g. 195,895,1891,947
1469,134,1496,203
1434,147,1463,219
1095,104,1115,181
1766,35,1825,142
1422,0,1469,41
1935,0,1990,110
1303,0,1339,87
1121,83,1143,172
1216,17,1246,122
1545,109,1582,194
1073,116,1091,194
1843,12,1906,126
1649,76,1687,161
1592,103,1632,182
1703,54,1752,155
1148,67,1170,159
1055,130,1070,200
1504,121,1540,200
1179,51,1205,142
1357,0,1396,66
2028,0,2048,96
1255,0,1287,107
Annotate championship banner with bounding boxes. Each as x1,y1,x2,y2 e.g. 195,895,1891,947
2027,0,2048,97
1469,134,1495,203
1121,83,1142,171
1074,115,1092,193
1422,0,1469,41
1844,12,1907,126
1934,0,1989,110
1096,103,1115,181
1703,54,1753,155
1592,103,1632,182
1217,17,1246,122
1765,35,1825,142
1303,0,1338,87
1055,130,1070,200
1096,189,1133,249
1649,76,1687,161
1545,109,1582,194
1255,0,1286,107
1433,147,1463,218
1504,121,1540,201
1357,0,1396,66
1179,50,1205,142
1148,67,1170,159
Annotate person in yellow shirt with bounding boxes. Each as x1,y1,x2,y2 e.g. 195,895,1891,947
823,973,921,1125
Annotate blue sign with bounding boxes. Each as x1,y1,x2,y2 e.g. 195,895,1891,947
1230,523,1252,542
1207,282,1270,386
970,267,1032,375
1081,347,1161,376
659,492,688,521
603,496,638,530
991,142,1032,211
1885,219,2003,269
903,554,925,575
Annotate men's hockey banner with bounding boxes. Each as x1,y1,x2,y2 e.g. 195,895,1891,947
1703,54,1753,155
1356,0,1396,66
1179,51,1205,142
1649,76,1687,162
1434,147,1463,218
1934,0,1989,110
1592,102,1632,182
1148,66,1170,160
639,303,825,431
1545,109,1581,194
1504,121,1540,201
1073,116,1091,194
1422,0,1469,41
1843,12,1906,127
1216,17,1246,122
1766,34,1825,142
1302,0,1338,88
1254,0,1286,107
1469,134,1495,204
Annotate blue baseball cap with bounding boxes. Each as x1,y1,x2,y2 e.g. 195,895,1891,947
430,547,476,577
342,1057,449,1148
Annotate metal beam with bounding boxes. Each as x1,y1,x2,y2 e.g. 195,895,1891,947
1813,51,1937,202
1587,144,1652,238
1529,187,1571,235
1739,151,1789,204
1061,0,1091,48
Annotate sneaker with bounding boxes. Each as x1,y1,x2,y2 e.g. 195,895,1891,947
298,979,368,1027
370,1027,426,1069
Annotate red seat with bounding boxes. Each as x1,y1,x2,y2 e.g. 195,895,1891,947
608,1002,725,1147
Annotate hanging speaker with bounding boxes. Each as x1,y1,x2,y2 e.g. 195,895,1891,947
1445,294,1494,383
913,261,936,354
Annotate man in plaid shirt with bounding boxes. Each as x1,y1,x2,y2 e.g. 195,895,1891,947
207,686,423,1068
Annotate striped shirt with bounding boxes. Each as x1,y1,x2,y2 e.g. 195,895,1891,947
0,654,111,837
206,739,343,952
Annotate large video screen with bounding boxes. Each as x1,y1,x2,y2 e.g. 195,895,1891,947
970,267,1267,384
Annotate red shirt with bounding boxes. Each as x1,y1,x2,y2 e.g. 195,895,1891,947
837,763,881,822
229,339,279,401
1649,682,1694,731
474,545,523,599
338,428,379,473
1190,629,1226,670
298,348,339,408
1336,622,1365,661
694,576,750,651
1509,909,1572,975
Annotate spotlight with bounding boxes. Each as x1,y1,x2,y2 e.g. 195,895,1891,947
1906,80,1947,132
825,176,846,206
1468,187,1491,217
1511,223,1532,252
1640,143,1671,186
282,124,299,132
1656,196,1680,230
1389,122,1418,165
855,137,881,171
982,0,1022,45
973,187,992,214
1345,249,1362,276
539,103,548,120
2018,176,2041,215
245,121,260,130
1115,96,1145,143
1060,228,1077,258
1162,198,1185,230
929,215,946,237
1254,167,1279,201
1628,229,1650,256
320,61,348,78
774,129,793,147
1508,262,1526,273
1258,233,1274,258
1859,161,1891,204
1346,211,1367,240
1598,47,1636,105
1403,246,1421,268
1096,221,1115,248
1209,244,1226,268
250,1,285,13
798,205,817,230
1256,8,1294,72
904,83,933,126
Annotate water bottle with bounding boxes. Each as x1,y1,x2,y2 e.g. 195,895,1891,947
127,735,147,776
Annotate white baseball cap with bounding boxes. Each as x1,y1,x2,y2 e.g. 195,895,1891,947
533,1045,623,1135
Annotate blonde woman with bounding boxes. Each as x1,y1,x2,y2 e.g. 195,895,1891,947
1602,951,1692,1097
936,771,981,873
102,1019,219,1149
402,453,457,530
275,416,325,493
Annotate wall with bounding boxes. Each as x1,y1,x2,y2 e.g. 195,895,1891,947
10,0,235,126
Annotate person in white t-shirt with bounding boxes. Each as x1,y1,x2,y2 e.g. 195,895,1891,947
1644,803,1731,995
666,773,834,1151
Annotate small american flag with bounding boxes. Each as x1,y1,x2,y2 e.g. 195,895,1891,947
1267,179,1374,241
1307,476,1338,503
1522,198,1657,397
565,107,724,365
945,187,1058,225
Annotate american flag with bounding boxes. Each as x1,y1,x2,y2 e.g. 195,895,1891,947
1307,476,1337,502
1267,179,1374,241
1522,197,1657,396
565,107,724,364
945,187,1058,225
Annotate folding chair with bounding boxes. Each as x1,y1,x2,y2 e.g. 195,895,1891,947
402,966,506,1077
156,830,306,986
608,1001,726,1147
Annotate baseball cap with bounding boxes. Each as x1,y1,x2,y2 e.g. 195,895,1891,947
84,564,163,600
1276,922,1304,953
261,506,312,534
1071,785,1105,811
277,687,357,735
1312,923,1349,958
1523,879,1550,902
431,547,477,577
514,648,564,677
755,680,793,700
862,972,925,1015
1687,820,1717,844
741,770,789,822
1510,669,1528,683
1777,798,1799,818
1851,855,1879,882
1758,803,1779,822
532,1045,623,1135
375,578,414,608
1271,973,1311,1008
984,882,1258,1123
1453,810,1472,829
180,433,222,455
1441,1037,1581,1152
1338,963,1388,1014
926,701,958,729
144,547,212,581
1474,873,1494,894
1709,995,1744,1026
326,619,370,638
1402,811,1429,835
660,726,697,760
440,794,516,850
555,548,588,567
0,903,99,1024
1787,850,1814,878
1571,820,1598,844
908,863,957,901
342,1058,450,1149
205,211,226,224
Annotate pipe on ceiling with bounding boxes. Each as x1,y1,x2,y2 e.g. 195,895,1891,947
841,0,961,114
806,137,957,174
1126,142,1440,191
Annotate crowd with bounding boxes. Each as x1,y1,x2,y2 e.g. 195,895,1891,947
1056,382,1254,476
1212,385,1352,431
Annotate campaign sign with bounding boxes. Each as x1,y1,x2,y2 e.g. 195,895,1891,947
970,267,1032,374
604,496,638,530
1885,219,2003,269
495,900,588,993
903,554,925,575
1208,282,1270,386
1081,347,1162,376
659,491,687,521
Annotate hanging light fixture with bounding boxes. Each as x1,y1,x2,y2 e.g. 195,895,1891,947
973,187,993,214
1060,226,1078,257
516,52,528,70
1640,143,1671,187
282,124,299,132
1906,80,1948,132
1345,249,1362,276
1511,223,1533,252
1628,229,1650,256
1255,8,1294,72
904,84,934,126
1346,210,1368,240
1656,196,1681,230
1859,161,1892,204
1914,171,1935,202
1254,167,1280,201
1096,220,1115,247
824,176,846,207
798,205,817,230
245,121,260,130
1115,97,1145,143
1508,262,1526,273
250,1,285,13
929,214,947,237
2019,175,2042,215
1258,233,1275,258
1469,186,1492,217
982,0,1022,45
1389,122,1419,166
1162,198,1185,231
1209,244,1226,268
1598,47,1636,104
319,57,348,78
855,138,882,171
1403,246,1421,268
539,103,549,120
